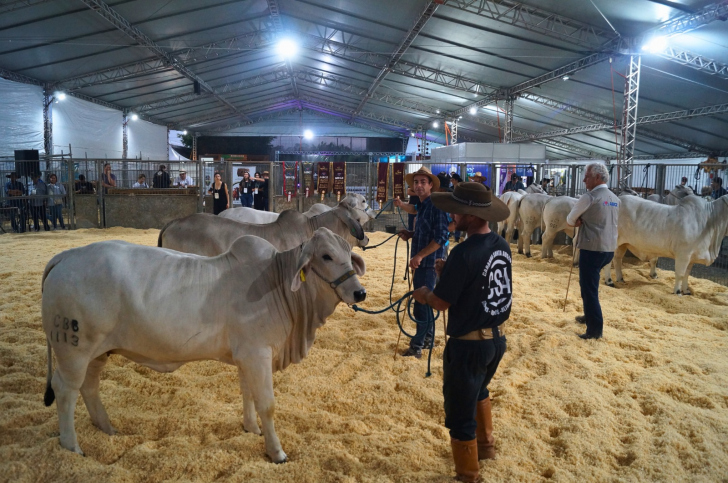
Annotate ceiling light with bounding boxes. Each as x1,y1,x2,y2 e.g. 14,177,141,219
55,92,66,101
276,38,298,59
182,130,188,135
562,75,569,81
642,35,668,53
131,113,139,121
469,107,477,115
435,109,440,114
458,116,462,120
433,121,439,128
303,129,314,140
410,132,415,137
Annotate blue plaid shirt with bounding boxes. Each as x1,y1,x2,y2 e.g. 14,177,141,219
411,196,450,269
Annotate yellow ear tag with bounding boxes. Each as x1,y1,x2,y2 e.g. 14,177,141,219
300,270,306,282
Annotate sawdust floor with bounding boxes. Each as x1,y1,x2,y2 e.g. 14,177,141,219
0,229,727,482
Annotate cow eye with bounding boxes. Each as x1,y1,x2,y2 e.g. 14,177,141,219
323,254,332,261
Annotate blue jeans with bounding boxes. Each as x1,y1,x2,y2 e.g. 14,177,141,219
579,250,614,336
411,267,436,350
240,193,254,208
443,336,506,440
50,204,65,228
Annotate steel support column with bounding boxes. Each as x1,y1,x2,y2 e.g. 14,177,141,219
43,88,53,156
192,133,198,161
122,113,129,160
504,97,514,143
450,119,458,145
619,55,641,189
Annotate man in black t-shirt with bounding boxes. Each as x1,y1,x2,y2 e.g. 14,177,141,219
412,182,511,483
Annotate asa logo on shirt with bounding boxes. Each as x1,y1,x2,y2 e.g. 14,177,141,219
603,201,618,207
481,250,513,316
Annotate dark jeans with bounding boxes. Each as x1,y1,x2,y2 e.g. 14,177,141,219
50,204,65,229
411,267,436,350
31,205,50,231
443,335,507,440
579,249,614,336
9,205,26,232
240,193,254,208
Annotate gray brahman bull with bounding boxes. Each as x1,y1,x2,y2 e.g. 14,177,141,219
159,205,368,256
516,193,551,257
42,228,366,462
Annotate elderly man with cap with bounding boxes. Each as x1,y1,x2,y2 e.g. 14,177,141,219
412,182,511,482
4,172,27,232
174,169,194,188
394,166,450,358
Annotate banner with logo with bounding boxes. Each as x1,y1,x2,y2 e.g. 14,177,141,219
283,161,298,196
332,162,346,196
302,162,314,197
376,162,389,203
317,162,330,195
393,162,405,200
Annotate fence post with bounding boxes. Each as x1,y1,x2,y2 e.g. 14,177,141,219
489,163,496,192
66,147,76,230
197,160,204,213
268,161,274,213
298,160,304,213
569,165,578,198
97,159,104,228
656,164,666,199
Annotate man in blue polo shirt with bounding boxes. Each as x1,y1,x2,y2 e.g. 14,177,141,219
394,166,450,359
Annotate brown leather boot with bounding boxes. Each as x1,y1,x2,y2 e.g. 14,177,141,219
450,438,481,482
475,397,496,460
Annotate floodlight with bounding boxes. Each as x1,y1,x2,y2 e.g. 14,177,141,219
469,107,477,115
435,109,440,114
562,75,570,81
182,130,188,135
642,36,667,53
276,38,298,59
433,121,439,128
56,92,66,101
303,129,314,140
131,113,139,121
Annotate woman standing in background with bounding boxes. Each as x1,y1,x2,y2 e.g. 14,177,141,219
239,171,255,208
208,172,229,215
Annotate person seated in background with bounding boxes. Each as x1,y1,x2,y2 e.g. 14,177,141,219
75,174,95,194
503,173,520,192
711,176,727,199
47,173,66,230
4,171,26,233
174,170,194,188
152,164,170,188
133,174,149,188
101,163,116,193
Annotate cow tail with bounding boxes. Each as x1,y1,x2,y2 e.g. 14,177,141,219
158,220,173,247
44,339,55,406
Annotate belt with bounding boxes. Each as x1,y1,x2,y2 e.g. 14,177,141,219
455,323,506,340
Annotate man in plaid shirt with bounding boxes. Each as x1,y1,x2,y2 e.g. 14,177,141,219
394,166,450,358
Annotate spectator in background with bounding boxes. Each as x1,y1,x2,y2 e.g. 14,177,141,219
29,172,50,232
208,172,229,215
239,171,255,208
101,163,116,193
680,176,688,187
470,171,487,186
450,173,463,242
540,178,552,192
711,176,727,199
503,173,524,192
47,173,66,230
75,174,95,194
175,170,194,188
4,171,26,233
133,174,149,188
153,164,171,188
253,171,269,211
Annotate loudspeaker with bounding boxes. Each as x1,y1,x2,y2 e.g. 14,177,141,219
193,80,201,95
14,150,40,178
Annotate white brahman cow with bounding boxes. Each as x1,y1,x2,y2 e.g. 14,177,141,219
516,193,551,257
42,228,366,462
220,193,376,225
497,191,523,243
159,205,368,256
540,196,579,264
604,194,728,294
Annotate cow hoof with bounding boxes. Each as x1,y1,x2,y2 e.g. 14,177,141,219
572,262,579,268
269,450,287,464
675,290,681,295
526,253,532,258
605,280,614,287
650,274,658,280
517,249,523,255
244,425,262,436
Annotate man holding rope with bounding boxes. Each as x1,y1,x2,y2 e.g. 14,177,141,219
566,162,619,340
394,166,449,359
411,182,511,482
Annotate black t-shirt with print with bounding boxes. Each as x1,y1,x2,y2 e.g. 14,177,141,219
433,232,512,337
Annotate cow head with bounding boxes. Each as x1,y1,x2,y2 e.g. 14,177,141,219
339,194,376,224
332,206,369,247
291,228,366,304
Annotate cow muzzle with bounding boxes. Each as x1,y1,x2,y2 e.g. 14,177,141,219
353,289,367,302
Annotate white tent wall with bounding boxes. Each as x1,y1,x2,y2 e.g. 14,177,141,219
52,96,122,158
128,119,167,160
0,78,44,156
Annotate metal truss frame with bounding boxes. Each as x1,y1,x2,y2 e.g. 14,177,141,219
654,47,728,80
646,0,728,38
503,97,514,143
351,0,443,117
266,0,301,107
79,0,250,120
276,150,405,156
619,55,641,186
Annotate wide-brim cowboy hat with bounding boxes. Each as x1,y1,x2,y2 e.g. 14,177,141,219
470,171,486,182
404,166,440,191
431,182,509,222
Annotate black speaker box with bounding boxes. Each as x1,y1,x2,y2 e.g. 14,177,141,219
14,150,40,178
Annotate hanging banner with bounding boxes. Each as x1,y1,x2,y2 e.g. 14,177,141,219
393,162,405,200
283,161,298,197
302,162,314,197
376,162,389,203
332,162,346,197
317,161,330,195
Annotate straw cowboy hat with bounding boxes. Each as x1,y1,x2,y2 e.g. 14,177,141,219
404,166,440,191
431,182,509,222
470,171,486,182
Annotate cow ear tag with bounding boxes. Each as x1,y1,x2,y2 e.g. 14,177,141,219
300,270,306,282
